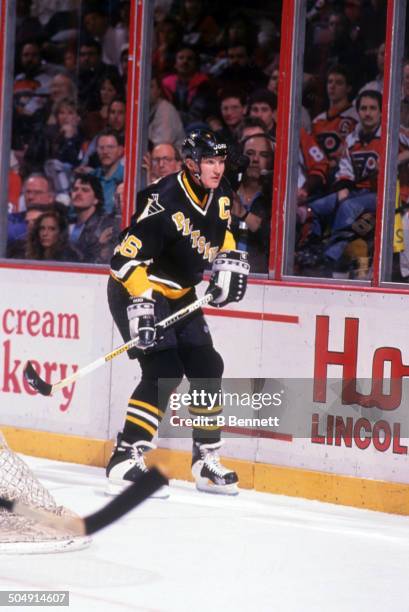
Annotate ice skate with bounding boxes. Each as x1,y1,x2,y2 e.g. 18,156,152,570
191,441,239,495
106,434,169,498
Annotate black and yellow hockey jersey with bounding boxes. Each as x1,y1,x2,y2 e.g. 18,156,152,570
110,170,236,299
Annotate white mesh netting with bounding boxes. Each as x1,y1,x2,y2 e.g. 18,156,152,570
0,431,91,553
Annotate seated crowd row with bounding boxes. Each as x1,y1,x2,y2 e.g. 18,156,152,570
8,0,407,281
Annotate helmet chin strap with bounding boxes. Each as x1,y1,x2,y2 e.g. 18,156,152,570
192,159,207,189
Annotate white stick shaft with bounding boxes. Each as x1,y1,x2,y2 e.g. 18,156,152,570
50,292,213,394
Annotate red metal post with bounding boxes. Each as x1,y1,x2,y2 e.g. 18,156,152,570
122,0,144,228
269,0,297,279
371,0,395,286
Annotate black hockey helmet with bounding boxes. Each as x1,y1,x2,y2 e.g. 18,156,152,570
182,129,228,164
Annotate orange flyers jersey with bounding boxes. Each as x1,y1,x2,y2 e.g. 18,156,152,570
298,127,329,188
335,125,382,191
312,105,359,161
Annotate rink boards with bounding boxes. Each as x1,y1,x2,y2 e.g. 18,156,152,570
1,265,409,514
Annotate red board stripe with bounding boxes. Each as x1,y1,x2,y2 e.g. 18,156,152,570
203,308,299,324
223,425,293,442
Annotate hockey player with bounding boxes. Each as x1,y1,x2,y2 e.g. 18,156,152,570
106,129,249,496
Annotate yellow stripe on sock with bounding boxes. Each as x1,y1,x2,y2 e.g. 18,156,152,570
128,399,165,419
192,424,222,432
125,415,157,437
188,406,223,416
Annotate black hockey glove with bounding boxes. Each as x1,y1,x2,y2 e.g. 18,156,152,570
127,297,156,348
206,250,250,308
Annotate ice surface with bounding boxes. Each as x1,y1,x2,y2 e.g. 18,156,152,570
1,454,409,612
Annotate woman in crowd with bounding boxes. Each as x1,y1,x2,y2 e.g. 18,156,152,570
26,211,80,262
82,73,125,140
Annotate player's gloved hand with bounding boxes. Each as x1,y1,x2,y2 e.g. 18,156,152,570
127,297,156,348
206,250,250,308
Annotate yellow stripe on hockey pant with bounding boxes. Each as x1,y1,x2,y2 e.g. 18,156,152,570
125,415,157,437
128,399,165,419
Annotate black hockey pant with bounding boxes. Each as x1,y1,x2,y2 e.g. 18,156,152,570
107,276,224,445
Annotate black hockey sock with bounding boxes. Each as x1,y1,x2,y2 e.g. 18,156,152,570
123,394,165,444
189,403,223,444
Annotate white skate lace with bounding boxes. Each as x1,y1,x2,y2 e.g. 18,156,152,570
203,450,229,477
129,444,151,473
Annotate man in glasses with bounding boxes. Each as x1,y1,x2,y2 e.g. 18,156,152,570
142,143,182,185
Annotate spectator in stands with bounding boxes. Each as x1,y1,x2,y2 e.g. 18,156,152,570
142,143,182,185
152,17,184,78
7,173,71,249
45,97,83,166
81,97,127,168
69,174,117,264
312,64,359,174
82,3,128,68
308,90,382,272
266,58,312,132
26,210,79,262
7,208,44,258
177,0,220,52
63,44,77,79
149,75,185,149
296,128,329,233
248,89,277,138
91,128,124,214
112,1,130,69
360,42,385,94
161,45,214,127
220,11,258,53
16,0,44,46
266,57,279,96
107,97,126,133
47,73,77,125
30,0,77,27
238,116,268,142
255,19,281,71
216,88,247,146
8,173,58,245
216,43,267,93
231,133,274,272
304,9,365,83
82,73,125,140
77,39,119,113
22,173,55,210
154,0,173,26
14,41,52,117
21,97,83,194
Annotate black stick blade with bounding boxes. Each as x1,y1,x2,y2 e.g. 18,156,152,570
83,467,168,535
23,361,53,396
0,497,14,512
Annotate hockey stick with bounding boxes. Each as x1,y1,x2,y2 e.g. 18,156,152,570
23,289,219,397
0,466,168,536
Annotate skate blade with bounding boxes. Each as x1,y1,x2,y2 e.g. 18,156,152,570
106,479,170,498
195,480,239,496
